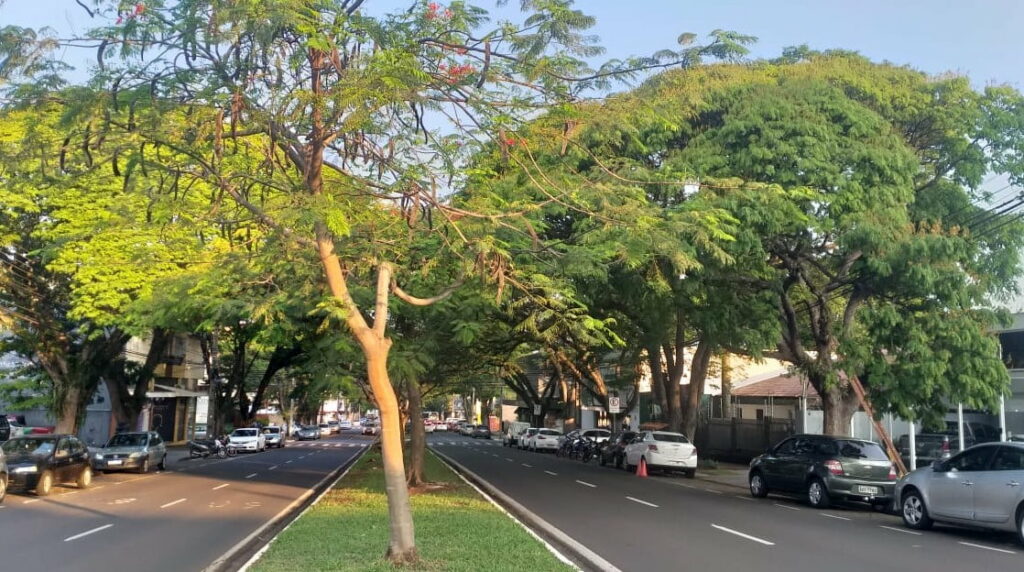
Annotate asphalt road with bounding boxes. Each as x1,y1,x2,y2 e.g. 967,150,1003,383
0,432,370,572
431,433,1024,572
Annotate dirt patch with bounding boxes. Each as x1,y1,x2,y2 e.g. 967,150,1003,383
408,482,455,495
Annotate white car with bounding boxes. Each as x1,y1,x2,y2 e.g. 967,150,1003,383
424,420,436,434
528,429,562,452
229,428,266,453
339,420,352,430
319,423,332,437
517,428,539,449
434,420,447,432
623,431,697,477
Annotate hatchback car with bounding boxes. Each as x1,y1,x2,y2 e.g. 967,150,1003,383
599,431,639,468
528,429,562,452
749,434,896,508
624,431,697,477
296,425,321,441
319,423,332,437
327,421,340,434
93,431,167,473
228,428,266,452
896,442,1024,543
471,425,492,439
263,426,285,448
518,428,539,449
362,422,380,436
2,435,93,496
339,420,352,430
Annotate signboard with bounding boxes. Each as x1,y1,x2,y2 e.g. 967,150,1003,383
609,396,621,414
533,404,542,416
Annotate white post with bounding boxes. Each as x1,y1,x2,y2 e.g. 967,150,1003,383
909,422,917,471
958,403,965,452
1000,394,1007,442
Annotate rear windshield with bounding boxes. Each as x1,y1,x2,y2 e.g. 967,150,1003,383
652,432,690,443
264,427,281,434
836,440,888,460
540,429,561,436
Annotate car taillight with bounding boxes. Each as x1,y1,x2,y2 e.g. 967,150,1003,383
647,444,658,452
690,448,698,457
538,436,545,440
941,439,950,454
825,459,844,476
888,464,897,481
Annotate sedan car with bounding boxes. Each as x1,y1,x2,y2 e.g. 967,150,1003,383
1,435,93,496
424,420,436,434
295,425,321,441
528,428,562,452
459,423,475,437
599,430,639,469
263,426,285,448
518,428,539,449
327,421,340,434
93,431,167,473
339,420,352,431
749,434,896,508
896,442,1024,543
624,431,698,477
362,422,380,436
319,423,332,437
471,425,492,439
228,428,266,452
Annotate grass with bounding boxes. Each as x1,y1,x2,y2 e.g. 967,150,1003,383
251,447,575,572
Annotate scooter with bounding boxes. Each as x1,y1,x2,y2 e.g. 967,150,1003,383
187,435,236,459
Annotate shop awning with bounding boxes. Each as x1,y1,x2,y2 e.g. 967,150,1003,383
147,384,207,398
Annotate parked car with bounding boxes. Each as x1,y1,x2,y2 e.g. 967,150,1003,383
434,420,447,432
459,423,475,437
0,446,7,503
528,428,562,452
0,414,10,443
471,425,492,439
599,430,639,469
228,428,266,452
319,423,332,437
362,422,380,436
1,435,93,496
896,442,1024,543
623,431,698,477
898,421,1002,469
93,431,167,473
327,421,340,434
296,425,321,441
339,420,352,431
424,420,436,434
749,434,896,508
504,424,530,447
263,426,285,448
518,428,539,449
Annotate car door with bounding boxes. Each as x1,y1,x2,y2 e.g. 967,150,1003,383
150,433,166,465
69,438,88,480
971,446,1024,524
761,438,798,492
54,438,73,483
927,445,996,521
624,432,647,465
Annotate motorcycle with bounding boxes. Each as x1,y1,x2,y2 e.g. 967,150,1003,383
187,435,236,459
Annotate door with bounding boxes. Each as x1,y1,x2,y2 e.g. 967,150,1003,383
149,433,166,465
625,433,648,466
54,438,73,483
69,438,88,481
972,446,1024,524
927,446,996,521
763,437,801,492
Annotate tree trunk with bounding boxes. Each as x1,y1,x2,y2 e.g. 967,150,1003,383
54,384,82,434
647,346,668,424
720,352,733,418
819,377,858,436
406,379,426,487
681,340,712,440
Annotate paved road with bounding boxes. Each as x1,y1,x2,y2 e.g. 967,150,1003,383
431,433,1023,572
0,433,370,572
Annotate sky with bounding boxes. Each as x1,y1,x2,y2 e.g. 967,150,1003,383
2,0,1023,90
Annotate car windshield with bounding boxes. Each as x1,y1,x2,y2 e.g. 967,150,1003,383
652,432,690,443
233,429,258,437
836,440,888,460
2,438,57,456
107,434,147,447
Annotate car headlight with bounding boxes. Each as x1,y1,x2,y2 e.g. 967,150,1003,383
94,453,104,460
129,452,144,459
12,465,38,474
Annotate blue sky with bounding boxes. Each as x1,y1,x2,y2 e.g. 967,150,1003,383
2,0,1022,89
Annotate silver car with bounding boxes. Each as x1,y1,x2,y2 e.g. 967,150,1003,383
93,431,168,473
896,442,1024,544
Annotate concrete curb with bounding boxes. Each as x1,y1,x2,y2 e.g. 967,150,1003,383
203,442,372,572
431,448,622,572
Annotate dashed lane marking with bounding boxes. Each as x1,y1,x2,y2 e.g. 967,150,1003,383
734,495,754,501
64,524,114,542
704,488,722,494
773,503,800,511
212,484,230,491
245,473,258,479
160,498,187,509
958,542,1016,555
879,525,920,535
821,513,850,521
625,496,659,508
544,470,558,476
711,524,774,546
576,480,597,488
522,463,533,468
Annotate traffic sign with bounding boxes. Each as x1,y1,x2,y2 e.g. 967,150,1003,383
609,396,621,414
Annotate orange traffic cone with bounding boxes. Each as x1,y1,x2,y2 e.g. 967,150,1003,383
636,457,648,478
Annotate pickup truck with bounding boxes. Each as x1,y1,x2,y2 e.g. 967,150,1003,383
898,421,1001,468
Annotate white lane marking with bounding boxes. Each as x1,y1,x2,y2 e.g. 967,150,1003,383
285,460,293,464
734,495,754,501
160,498,187,509
505,458,514,462
64,524,114,542
704,488,722,494
958,542,1016,554
212,484,230,491
544,470,558,476
679,483,696,489
625,496,659,508
711,524,775,546
23,499,39,504
879,525,920,536
820,513,850,521
774,503,800,511
245,473,258,479
576,480,597,488
269,465,279,471
522,463,533,468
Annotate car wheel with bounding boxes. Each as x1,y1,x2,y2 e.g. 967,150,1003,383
138,458,150,474
749,471,768,498
1017,505,1024,547
901,489,933,530
807,478,831,509
599,454,607,467
615,454,624,470
158,455,167,471
77,466,92,489
684,468,696,479
0,475,7,503
36,470,54,497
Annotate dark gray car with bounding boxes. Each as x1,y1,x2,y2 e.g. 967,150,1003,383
749,434,897,509
93,431,167,473
0,446,7,503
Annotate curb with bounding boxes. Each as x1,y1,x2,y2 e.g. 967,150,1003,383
692,472,749,491
203,442,373,572
431,448,621,572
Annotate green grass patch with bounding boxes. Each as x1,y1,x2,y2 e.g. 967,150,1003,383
251,448,574,572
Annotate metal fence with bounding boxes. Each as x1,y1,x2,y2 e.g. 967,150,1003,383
695,417,795,463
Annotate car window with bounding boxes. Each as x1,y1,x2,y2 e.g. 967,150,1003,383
947,446,996,472
991,447,1024,471
57,438,71,456
774,438,797,455
540,429,561,436
836,440,888,460
3,438,57,456
70,438,86,455
621,431,637,443
651,432,690,443
809,438,837,457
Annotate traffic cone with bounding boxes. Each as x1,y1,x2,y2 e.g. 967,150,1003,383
636,457,648,478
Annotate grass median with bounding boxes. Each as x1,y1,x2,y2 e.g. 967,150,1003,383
251,446,574,572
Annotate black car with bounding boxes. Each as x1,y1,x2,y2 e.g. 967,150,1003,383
2,435,93,496
598,431,638,469
0,446,7,503
471,425,492,439
748,434,897,509
0,415,11,443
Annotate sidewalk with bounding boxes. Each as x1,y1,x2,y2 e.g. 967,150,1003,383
691,462,749,490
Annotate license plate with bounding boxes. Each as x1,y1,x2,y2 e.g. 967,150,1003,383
107,459,123,466
857,485,879,494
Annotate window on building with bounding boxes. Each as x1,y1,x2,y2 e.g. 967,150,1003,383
1000,331,1024,369
756,409,765,420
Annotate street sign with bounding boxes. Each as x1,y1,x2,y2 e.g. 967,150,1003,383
609,396,621,414
533,404,541,416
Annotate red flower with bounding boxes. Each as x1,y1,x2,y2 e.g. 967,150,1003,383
134,3,145,15
116,16,123,24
